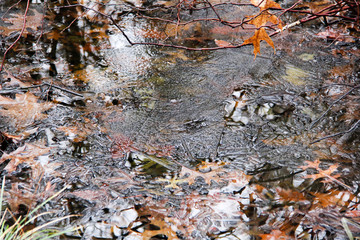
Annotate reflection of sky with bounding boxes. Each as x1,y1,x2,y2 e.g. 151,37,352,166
75,13,153,92
103,16,152,80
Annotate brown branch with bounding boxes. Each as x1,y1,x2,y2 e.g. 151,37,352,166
204,0,222,23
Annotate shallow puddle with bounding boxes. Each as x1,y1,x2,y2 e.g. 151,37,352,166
0,0,360,239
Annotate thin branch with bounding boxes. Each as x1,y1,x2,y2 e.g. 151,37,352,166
309,85,360,129
0,0,22,19
310,120,360,144
0,82,83,97
0,0,31,73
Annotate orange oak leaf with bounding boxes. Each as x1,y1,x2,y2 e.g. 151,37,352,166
301,159,321,170
301,159,340,181
248,11,282,28
243,28,275,57
305,164,340,181
179,164,226,185
277,188,307,202
251,0,281,9
179,166,219,185
138,218,178,240
244,0,282,57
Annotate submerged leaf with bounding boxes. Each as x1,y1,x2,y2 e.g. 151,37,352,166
0,92,53,128
0,9,44,36
0,143,50,173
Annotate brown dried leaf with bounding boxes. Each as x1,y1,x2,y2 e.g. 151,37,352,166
244,0,282,57
313,190,351,208
215,39,233,47
3,127,38,141
259,229,292,240
0,92,53,128
317,27,355,43
301,159,321,171
277,188,307,202
141,218,178,240
298,0,333,12
1,72,30,88
301,160,339,181
6,181,56,213
247,11,282,28
68,189,109,202
0,143,50,173
0,9,43,36
179,162,226,185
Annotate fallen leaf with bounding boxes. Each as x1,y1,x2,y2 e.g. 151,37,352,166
0,9,44,36
139,218,178,240
3,127,39,141
0,143,50,173
244,0,282,57
277,188,307,202
67,189,109,202
179,164,225,185
215,39,233,47
1,71,30,88
0,92,53,128
157,176,186,189
317,27,355,42
259,229,292,240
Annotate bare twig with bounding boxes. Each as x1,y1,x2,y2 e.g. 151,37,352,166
0,0,31,73
309,85,360,129
310,120,360,144
0,0,22,19
0,82,83,97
